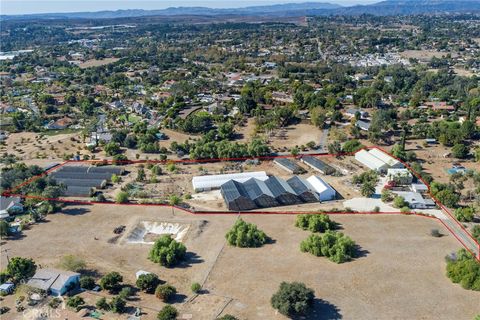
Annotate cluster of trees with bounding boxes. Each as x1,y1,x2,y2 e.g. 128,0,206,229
454,206,476,222
148,235,187,267
225,219,268,248
446,249,480,291
430,182,460,208
295,214,337,233
0,257,37,283
300,231,357,263
352,170,379,197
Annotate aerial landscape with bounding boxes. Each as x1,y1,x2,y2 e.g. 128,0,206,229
0,0,479,319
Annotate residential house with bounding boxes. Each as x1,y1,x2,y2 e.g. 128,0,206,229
27,268,80,296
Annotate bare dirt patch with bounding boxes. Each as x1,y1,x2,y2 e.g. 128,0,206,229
78,58,120,69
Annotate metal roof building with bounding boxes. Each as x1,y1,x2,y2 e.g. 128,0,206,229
300,156,335,175
287,176,319,203
220,180,257,211
306,176,336,201
192,171,268,192
354,149,390,172
264,176,301,205
273,158,305,174
243,178,279,208
368,148,404,169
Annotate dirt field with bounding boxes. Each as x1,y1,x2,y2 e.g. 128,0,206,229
267,122,324,151
400,50,458,63
1,204,479,320
78,58,120,69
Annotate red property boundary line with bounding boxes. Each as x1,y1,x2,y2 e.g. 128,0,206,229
2,146,479,261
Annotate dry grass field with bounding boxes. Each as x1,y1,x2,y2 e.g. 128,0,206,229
78,58,120,69
1,204,479,319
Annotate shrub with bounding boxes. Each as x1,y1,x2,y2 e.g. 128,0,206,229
393,196,407,208
381,189,394,202
191,282,201,293
157,305,178,320
454,207,475,222
446,249,480,291
472,225,480,242
226,219,268,248
300,231,357,263
271,282,314,316
217,316,238,320
96,297,110,311
111,174,121,183
155,284,177,302
48,298,62,309
79,276,95,290
295,214,337,233
136,273,161,294
430,229,442,237
149,235,187,267
100,272,123,293
66,296,85,311
59,255,86,272
360,181,376,197
110,296,126,313
115,191,129,204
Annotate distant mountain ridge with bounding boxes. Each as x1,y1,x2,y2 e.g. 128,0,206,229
2,0,480,20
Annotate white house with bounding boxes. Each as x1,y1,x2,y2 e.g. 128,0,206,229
192,171,268,192
27,268,80,296
306,176,336,201
393,191,436,209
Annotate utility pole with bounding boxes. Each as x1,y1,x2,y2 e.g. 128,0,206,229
2,248,11,264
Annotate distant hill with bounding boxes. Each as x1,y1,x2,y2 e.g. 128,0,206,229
2,0,480,21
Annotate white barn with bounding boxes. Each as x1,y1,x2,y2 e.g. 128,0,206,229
355,149,390,172
368,148,404,169
306,176,336,201
192,171,268,192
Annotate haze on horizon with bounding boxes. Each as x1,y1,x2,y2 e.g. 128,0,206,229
2,0,378,15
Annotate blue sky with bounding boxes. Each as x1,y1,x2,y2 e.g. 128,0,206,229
2,0,378,15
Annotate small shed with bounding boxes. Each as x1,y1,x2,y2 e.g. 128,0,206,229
0,283,14,294
273,158,304,174
300,156,335,175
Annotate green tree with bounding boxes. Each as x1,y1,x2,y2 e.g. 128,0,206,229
110,296,126,313
225,219,268,248
300,231,357,263
100,272,123,293
0,220,10,238
361,182,376,197
452,144,470,159
295,214,337,233
79,276,95,290
271,282,315,316
104,142,122,156
342,140,364,153
149,235,187,267
454,207,475,222
393,196,407,208
96,297,110,311
66,296,85,311
446,249,480,291
157,305,178,320
136,273,161,294
155,284,177,302
6,257,37,282
472,225,480,242
191,282,201,293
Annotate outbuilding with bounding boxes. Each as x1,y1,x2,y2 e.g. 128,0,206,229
287,176,319,202
306,176,336,201
27,268,80,296
243,178,279,208
300,156,335,175
220,180,257,211
193,171,268,192
264,176,301,205
354,149,390,172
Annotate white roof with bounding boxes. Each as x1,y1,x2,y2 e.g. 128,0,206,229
27,268,79,292
387,168,412,176
192,171,268,190
355,149,389,171
306,175,335,195
369,149,402,167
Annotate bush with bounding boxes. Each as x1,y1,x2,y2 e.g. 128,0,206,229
136,273,161,294
155,284,177,302
157,305,178,320
342,140,364,153
100,272,123,293
226,219,268,248
116,191,129,204
66,296,85,310
191,282,201,293
271,282,314,316
393,196,407,208
452,144,470,159
381,189,394,202
111,174,121,183
96,297,110,311
110,296,127,313
79,276,95,290
454,207,475,222
300,231,357,263
472,225,480,242
217,315,238,320
59,255,86,272
430,229,442,237
446,249,480,291
295,214,337,233
48,298,62,309
149,235,187,267
360,181,376,197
